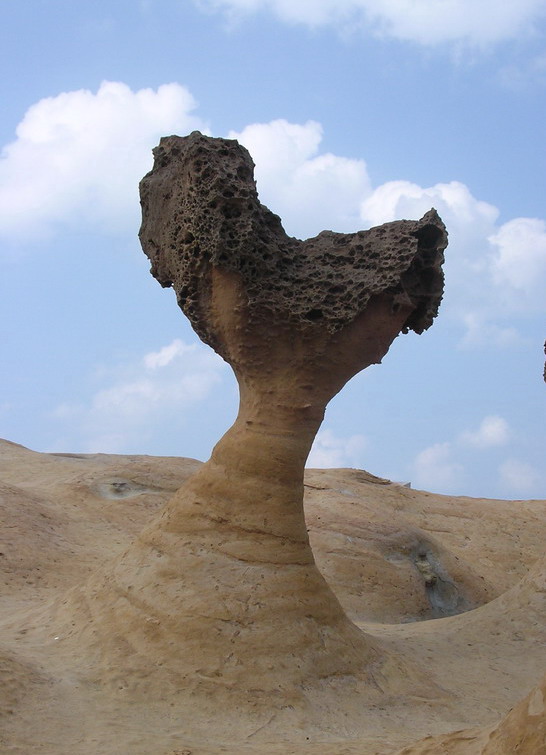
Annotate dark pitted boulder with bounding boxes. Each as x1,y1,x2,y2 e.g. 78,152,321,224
139,131,447,357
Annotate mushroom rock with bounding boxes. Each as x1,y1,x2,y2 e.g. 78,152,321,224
46,132,448,735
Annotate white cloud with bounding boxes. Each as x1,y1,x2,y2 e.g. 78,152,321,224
0,81,207,241
489,218,546,302
359,177,546,346
412,417,543,497
197,0,546,46
307,428,367,468
459,415,510,449
229,119,371,238
231,119,323,175
499,458,542,497
359,179,499,314
2,81,544,349
226,117,544,348
413,441,463,491
51,339,226,453
144,339,192,369
458,313,523,350
360,179,498,232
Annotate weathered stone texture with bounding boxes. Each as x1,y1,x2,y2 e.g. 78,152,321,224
2,132,450,739
139,131,447,355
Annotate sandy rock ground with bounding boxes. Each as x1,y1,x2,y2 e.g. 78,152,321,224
1,438,545,754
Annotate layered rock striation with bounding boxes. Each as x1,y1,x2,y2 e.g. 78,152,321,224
26,132,447,735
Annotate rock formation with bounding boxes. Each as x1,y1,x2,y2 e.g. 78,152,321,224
4,134,546,753
2,440,546,753
139,133,445,346
106,132,445,703
115,136,444,692
4,133,447,739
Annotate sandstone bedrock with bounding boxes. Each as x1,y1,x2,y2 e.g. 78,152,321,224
76,130,450,725
2,135,545,754
1,132,451,743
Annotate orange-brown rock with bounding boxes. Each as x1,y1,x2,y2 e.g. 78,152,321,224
1,440,546,753
107,137,443,698
77,131,445,702
1,133,449,743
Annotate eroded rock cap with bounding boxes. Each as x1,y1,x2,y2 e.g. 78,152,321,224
139,132,447,347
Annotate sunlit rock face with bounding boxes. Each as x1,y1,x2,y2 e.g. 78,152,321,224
100,130,447,710
26,133,447,737
4,133,546,755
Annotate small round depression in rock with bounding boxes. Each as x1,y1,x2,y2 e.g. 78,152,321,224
93,478,152,500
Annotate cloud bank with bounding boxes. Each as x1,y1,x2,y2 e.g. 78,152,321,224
413,441,463,490
412,415,544,497
0,81,207,241
232,119,546,347
197,0,546,46
460,415,510,449
229,119,371,238
52,339,226,453
359,177,546,344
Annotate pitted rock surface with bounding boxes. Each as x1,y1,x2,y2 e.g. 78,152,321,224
3,131,546,755
139,131,447,353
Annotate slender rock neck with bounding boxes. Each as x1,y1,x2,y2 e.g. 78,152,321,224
154,378,327,563
224,378,326,458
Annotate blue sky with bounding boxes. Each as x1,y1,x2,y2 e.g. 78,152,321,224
1,0,545,498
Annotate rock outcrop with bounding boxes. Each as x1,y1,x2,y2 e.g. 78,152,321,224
7,133,447,738
4,134,546,754
134,131,447,685
2,440,546,753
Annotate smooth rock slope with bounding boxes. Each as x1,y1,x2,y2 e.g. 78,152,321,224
1,439,545,753
1,133,543,752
